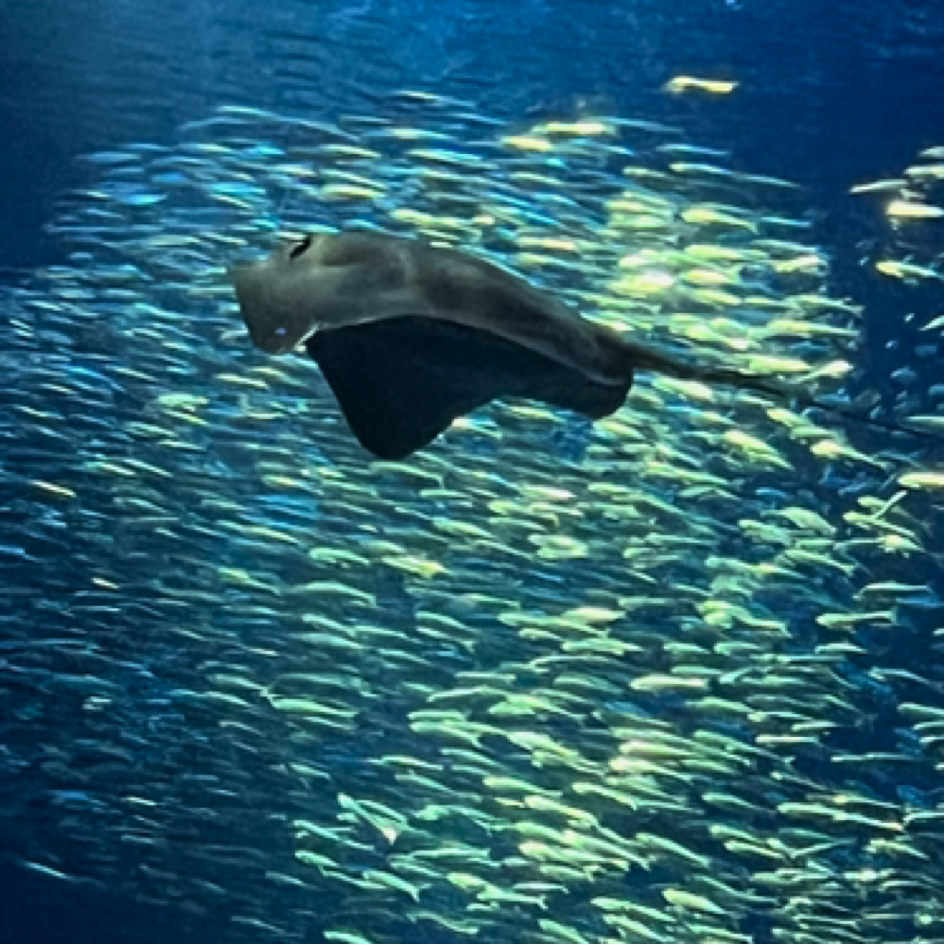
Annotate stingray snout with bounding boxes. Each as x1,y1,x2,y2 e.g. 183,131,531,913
229,260,299,354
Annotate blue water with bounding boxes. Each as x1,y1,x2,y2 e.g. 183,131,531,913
2,1,944,943
3,0,943,273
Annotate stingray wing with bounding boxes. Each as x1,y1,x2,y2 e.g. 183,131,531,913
305,316,632,460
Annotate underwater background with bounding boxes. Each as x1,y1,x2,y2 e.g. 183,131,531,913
2,1,944,943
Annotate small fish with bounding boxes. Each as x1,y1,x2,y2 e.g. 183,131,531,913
886,200,944,220
876,259,941,281
663,76,738,95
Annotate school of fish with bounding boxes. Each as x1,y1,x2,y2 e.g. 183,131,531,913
2,88,944,944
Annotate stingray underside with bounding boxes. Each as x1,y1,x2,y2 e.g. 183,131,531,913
304,315,633,460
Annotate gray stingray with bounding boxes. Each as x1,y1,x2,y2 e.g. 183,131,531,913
229,231,922,460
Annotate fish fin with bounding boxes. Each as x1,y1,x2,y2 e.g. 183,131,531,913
305,316,631,459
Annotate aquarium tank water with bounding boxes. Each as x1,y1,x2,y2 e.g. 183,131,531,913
1,2,944,943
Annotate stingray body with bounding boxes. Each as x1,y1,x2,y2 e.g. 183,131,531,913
230,231,789,459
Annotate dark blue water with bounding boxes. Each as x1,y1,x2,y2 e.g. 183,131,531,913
0,861,237,944
3,0,944,273
2,1,944,942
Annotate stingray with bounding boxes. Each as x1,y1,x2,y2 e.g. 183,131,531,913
229,231,929,460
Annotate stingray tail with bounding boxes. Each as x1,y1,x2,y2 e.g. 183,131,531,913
784,391,944,446
692,365,944,446
630,342,944,447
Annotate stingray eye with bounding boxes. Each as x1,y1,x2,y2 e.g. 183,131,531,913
289,235,313,260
